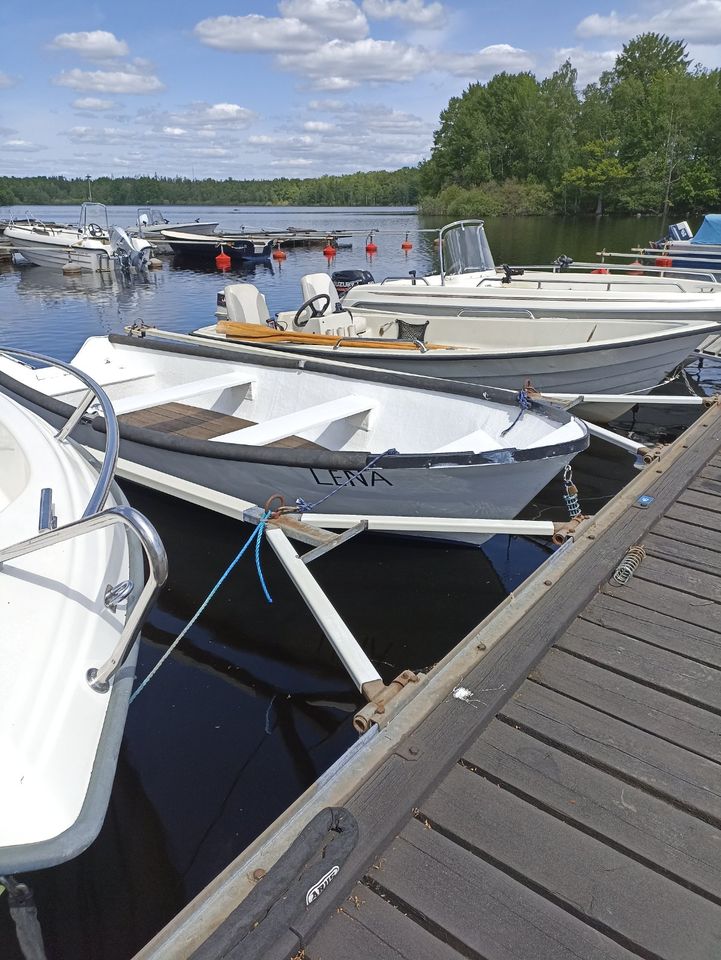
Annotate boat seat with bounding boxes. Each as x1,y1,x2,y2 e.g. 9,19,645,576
209,395,376,445
433,427,504,453
111,371,256,416
300,272,341,312
223,284,271,326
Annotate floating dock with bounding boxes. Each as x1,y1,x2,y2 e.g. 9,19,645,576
132,399,721,958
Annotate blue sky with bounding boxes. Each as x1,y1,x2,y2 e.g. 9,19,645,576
1,0,720,179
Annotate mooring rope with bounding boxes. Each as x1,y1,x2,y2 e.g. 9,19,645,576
501,387,531,437
294,448,398,513
130,510,273,703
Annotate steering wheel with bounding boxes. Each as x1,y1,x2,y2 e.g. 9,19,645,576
293,293,331,328
87,223,104,238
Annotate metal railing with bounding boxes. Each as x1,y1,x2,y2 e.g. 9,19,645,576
0,348,168,689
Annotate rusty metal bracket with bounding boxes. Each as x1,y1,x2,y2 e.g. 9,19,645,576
551,514,591,545
354,670,420,733
637,444,665,465
395,740,422,761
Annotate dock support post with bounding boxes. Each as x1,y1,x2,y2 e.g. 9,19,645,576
583,419,662,464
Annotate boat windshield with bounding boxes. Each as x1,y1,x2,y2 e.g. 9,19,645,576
439,220,495,281
78,202,110,233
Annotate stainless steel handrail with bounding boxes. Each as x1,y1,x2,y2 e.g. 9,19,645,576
1,347,119,517
0,505,168,690
503,262,719,284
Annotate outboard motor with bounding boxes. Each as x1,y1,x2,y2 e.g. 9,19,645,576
109,226,153,271
331,269,374,296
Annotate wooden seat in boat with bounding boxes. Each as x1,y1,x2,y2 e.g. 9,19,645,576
111,371,256,416
119,402,328,450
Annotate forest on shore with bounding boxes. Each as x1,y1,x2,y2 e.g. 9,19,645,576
1,32,717,218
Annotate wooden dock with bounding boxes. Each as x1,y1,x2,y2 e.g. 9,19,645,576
136,400,721,960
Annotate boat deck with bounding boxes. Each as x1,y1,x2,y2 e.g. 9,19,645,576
135,401,721,960
120,401,328,450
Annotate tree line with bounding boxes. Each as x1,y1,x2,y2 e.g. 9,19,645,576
419,33,721,216
0,167,420,209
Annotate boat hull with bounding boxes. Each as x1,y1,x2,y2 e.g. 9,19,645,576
197,325,708,423
5,233,111,271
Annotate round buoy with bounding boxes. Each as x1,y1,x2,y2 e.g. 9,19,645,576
272,247,286,260
323,244,337,257
655,255,673,268
628,259,644,276
215,250,231,270
590,268,609,274
366,242,377,253
401,232,413,250
147,258,163,270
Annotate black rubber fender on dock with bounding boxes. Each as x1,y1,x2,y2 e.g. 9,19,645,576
190,806,358,959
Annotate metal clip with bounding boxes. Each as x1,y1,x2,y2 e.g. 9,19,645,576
104,579,134,612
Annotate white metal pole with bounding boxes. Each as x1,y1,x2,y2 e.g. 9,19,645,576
544,392,705,406
264,526,382,693
583,420,648,456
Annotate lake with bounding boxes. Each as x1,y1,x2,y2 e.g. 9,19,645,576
0,206,713,959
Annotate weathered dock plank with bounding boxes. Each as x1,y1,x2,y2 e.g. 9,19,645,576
134,401,721,960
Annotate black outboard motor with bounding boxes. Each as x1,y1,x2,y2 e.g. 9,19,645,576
331,269,374,296
553,254,574,272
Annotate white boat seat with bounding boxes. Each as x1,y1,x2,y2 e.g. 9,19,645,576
223,284,271,325
209,395,376,445
433,427,504,453
112,372,256,416
300,273,341,312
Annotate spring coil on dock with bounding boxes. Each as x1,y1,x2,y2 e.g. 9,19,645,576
562,465,582,519
611,545,646,585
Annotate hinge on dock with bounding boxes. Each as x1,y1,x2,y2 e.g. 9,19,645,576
551,514,590,545
354,670,421,733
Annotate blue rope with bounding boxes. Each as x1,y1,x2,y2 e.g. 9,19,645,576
295,448,398,513
130,511,273,703
501,387,531,437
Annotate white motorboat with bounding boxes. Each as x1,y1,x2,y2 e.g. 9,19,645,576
0,348,166,874
4,203,153,273
0,332,589,546
207,275,721,422
340,220,721,326
136,207,220,239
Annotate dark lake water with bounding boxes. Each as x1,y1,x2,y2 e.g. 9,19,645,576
0,206,716,959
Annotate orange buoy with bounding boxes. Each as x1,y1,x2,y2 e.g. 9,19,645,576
591,267,609,274
215,250,231,270
365,232,378,254
628,259,644,275
272,247,286,260
323,244,337,257
655,255,673,268
401,232,413,250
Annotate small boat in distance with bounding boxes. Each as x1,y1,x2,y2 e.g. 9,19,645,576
0,347,166,874
647,217,721,276
4,203,153,272
136,206,220,239
0,332,589,546
161,229,272,262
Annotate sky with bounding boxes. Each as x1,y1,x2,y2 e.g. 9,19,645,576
1,0,720,180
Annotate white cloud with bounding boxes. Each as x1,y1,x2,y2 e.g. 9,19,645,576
270,157,314,166
190,102,255,126
443,43,534,77
0,72,18,89
162,126,188,137
2,139,44,152
54,65,163,94
73,97,115,111
309,98,345,109
278,0,369,40
188,146,231,156
278,37,428,88
577,1,721,44
552,46,618,86
304,120,334,130
49,30,129,59
66,126,128,144
194,14,319,52
362,0,446,27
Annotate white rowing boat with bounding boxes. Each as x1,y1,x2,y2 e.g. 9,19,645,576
0,333,589,546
